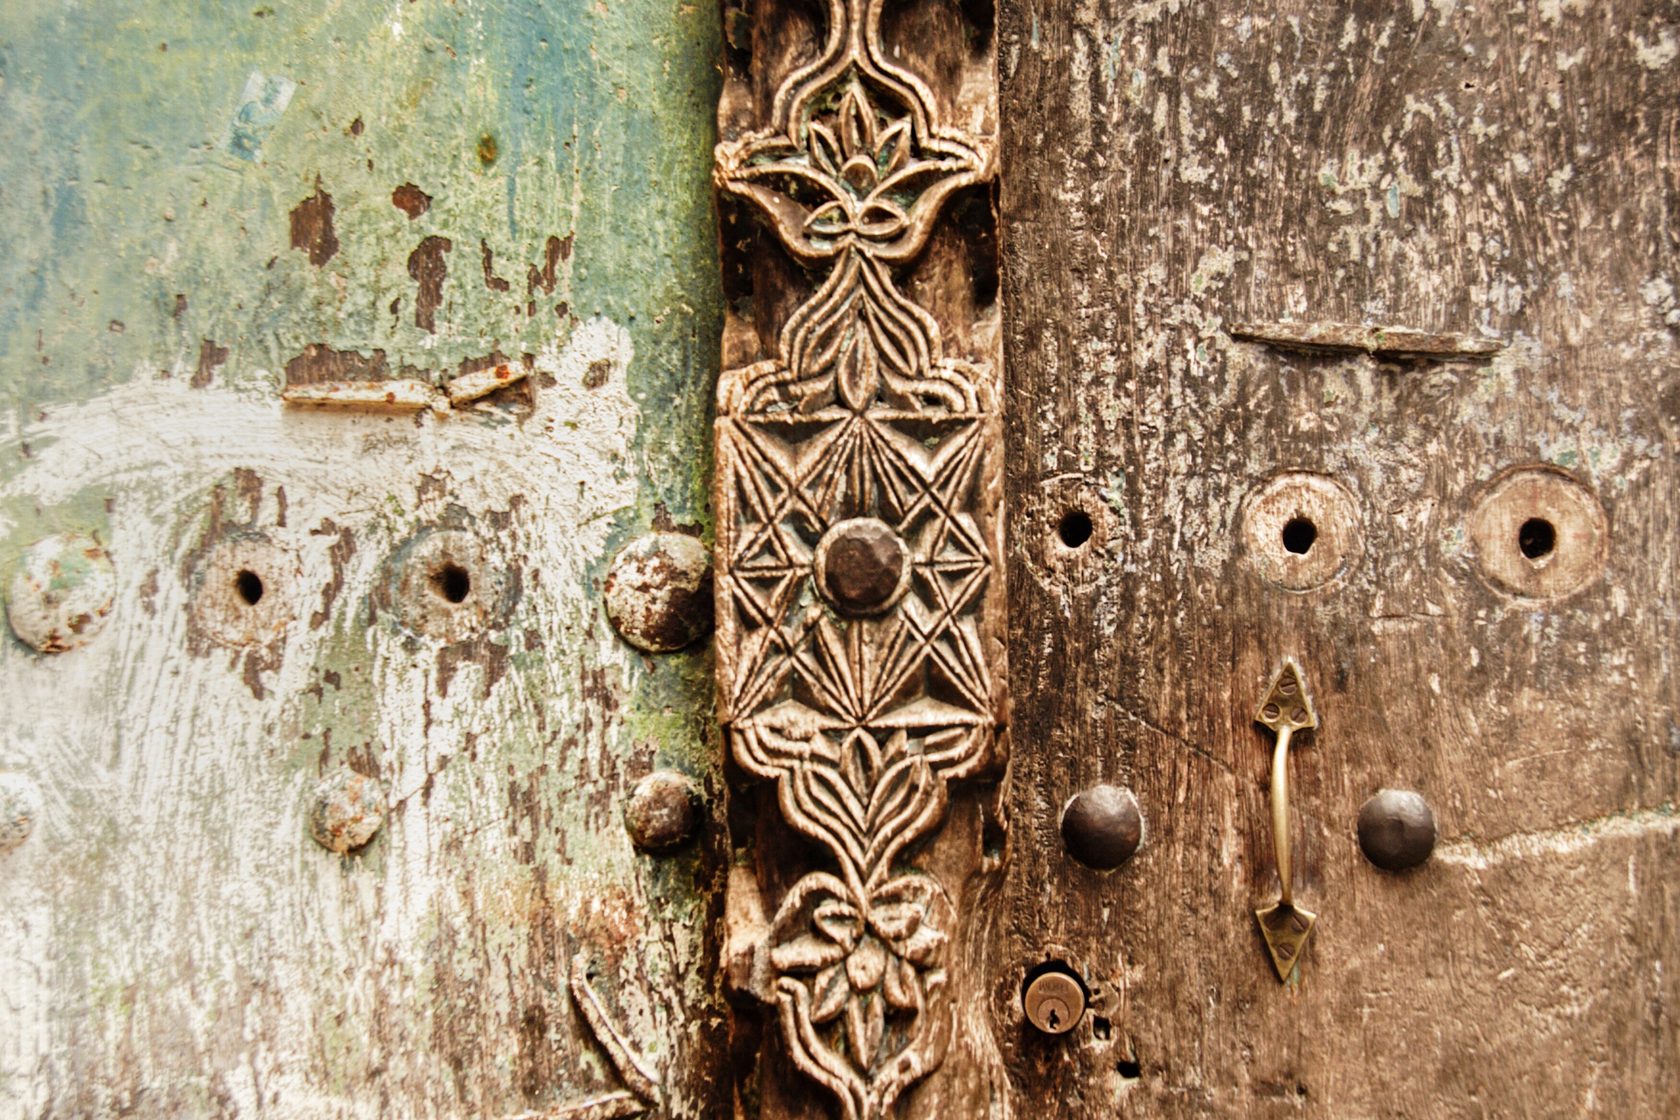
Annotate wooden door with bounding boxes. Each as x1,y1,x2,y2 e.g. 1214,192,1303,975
6,1,1677,1118
994,1,1679,1117
0,3,729,1116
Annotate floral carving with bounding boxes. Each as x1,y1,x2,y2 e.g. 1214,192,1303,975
715,0,1002,1117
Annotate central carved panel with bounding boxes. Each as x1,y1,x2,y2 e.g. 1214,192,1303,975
712,0,1006,1116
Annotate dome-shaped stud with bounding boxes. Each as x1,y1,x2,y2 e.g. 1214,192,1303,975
604,533,714,653
813,517,910,617
1357,788,1437,872
1059,784,1144,871
624,770,704,853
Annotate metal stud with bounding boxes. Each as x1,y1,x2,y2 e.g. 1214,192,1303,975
813,517,910,617
1059,784,1144,870
1357,789,1436,871
604,532,714,653
0,772,42,854
6,533,117,653
624,770,703,852
308,770,386,854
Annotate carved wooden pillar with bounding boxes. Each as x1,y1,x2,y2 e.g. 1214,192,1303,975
712,0,1006,1115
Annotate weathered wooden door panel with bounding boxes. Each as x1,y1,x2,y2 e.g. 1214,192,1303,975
6,0,1678,1117
997,1,1678,1117
0,3,727,1117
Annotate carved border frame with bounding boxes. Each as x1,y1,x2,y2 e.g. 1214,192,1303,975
712,1,1005,1116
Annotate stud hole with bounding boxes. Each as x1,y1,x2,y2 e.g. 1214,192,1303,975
235,569,264,606
1116,1059,1142,1080
432,563,472,604
1058,510,1093,549
1518,517,1555,560
1281,517,1317,555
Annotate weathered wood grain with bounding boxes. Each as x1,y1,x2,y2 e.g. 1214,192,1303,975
996,1,1678,1115
712,0,1007,1116
0,2,729,1117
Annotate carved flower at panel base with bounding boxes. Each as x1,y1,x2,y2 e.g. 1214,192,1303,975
768,870,956,1120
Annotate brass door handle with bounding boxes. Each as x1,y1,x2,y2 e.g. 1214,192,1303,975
1254,659,1319,982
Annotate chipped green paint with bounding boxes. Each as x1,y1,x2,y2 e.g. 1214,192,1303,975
0,0,720,514
1,1,726,1114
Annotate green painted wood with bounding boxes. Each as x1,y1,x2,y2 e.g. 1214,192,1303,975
0,3,728,1115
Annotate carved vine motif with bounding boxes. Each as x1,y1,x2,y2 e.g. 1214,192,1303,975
715,1,1002,1116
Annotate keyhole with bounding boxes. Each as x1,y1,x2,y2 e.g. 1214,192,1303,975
432,563,471,604
235,569,264,606
1518,517,1555,560
1281,517,1317,555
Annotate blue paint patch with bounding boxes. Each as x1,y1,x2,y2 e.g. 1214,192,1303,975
225,70,296,162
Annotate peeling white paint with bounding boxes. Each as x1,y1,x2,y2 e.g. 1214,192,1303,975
1436,806,1680,870
0,318,691,1114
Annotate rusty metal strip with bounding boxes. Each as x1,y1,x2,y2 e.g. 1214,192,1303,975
712,0,1005,1116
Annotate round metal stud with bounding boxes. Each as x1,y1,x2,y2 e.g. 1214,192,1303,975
1357,788,1437,871
1022,962,1088,1035
308,770,386,854
6,533,117,653
813,517,910,617
0,772,43,854
1060,784,1144,870
624,770,703,853
604,532,714,653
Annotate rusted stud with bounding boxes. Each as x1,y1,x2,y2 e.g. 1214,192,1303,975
308,770,386,854
624,770,704,853
603,532,714,653
0,772,43,854
1356,789,1437,872
1060,784,1145,870
1022,962,1088,1036
6,533,117,653
813,517,911,617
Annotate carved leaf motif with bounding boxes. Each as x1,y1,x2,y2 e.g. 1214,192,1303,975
715,0,1001,1113
773,935,850,972
882,957,920,1012
813,964,852,1023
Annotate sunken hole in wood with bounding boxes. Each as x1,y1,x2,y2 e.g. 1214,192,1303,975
1058,510,1094,549
1280,517,1317,555
235,569,264,606
431,562,471,604
1518,517,1556,560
